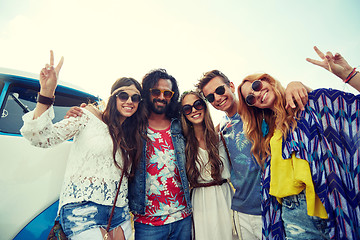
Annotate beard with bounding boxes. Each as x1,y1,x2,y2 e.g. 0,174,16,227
149,99,169,114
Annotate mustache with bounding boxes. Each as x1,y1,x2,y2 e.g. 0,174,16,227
153,99,167,104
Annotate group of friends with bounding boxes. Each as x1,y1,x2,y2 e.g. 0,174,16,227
20,46,360,240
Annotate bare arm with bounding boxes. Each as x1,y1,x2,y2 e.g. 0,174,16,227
33,50,64,119
307,46,360,92
346,71,360,92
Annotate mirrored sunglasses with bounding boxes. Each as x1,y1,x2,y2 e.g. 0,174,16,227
245,80,263,106
116,91,142,103
182,99,205,115
205,85,226,103
149,88,174,99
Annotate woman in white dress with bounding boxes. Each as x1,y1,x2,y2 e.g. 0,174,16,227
180,90,234,240
20,51,147,239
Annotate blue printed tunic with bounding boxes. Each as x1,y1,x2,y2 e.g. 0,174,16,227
262,88,360,240
220,113,262,215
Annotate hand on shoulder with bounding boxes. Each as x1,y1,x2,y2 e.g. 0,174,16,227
84,105,102,119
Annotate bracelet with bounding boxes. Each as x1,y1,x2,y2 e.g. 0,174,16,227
347,71,359,84
344,68,356,83
37,93,55,105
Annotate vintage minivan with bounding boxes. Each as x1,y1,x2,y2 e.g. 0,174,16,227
0,67,99,240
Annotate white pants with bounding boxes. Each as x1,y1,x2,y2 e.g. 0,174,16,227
233,211,262,240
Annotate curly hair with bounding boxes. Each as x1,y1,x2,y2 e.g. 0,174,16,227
237,73,301,167
102,77,147,178
142,68,180,119
180,90,223,187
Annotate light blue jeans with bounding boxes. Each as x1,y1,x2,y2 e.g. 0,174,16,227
134,215,192,240
281,191,330,240
60,201,130,238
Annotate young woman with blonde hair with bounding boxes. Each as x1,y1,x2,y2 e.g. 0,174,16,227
237,47,360,239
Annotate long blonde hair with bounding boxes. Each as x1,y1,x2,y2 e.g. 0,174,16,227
237,73,301,167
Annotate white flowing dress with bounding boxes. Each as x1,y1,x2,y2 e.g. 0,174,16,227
191,139,234,240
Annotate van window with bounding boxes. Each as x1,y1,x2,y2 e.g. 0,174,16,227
0,84,93,135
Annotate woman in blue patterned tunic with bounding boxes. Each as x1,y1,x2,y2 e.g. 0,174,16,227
236,47,360,240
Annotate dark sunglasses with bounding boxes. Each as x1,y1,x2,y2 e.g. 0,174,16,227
116,91,142,103
149,88,174,99
204,85,226,103
245,80,263,106
182,99,205,115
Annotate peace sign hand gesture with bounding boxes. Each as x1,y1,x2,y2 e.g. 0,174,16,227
306,46,353,81
39,50,64,98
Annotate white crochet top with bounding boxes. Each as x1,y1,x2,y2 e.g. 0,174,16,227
20,106,128,212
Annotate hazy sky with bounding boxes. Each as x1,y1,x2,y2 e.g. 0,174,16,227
1,0,359,123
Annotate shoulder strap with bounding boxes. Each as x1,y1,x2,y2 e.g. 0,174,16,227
105,170,125,233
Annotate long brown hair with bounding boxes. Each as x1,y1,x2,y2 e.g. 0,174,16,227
102,77,147,178
237,73,301,167
180,91,223,187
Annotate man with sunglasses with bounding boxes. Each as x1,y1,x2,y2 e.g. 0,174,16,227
196,70,309,240
128,69,192,240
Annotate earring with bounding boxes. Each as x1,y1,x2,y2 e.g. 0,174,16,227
261,111,269,137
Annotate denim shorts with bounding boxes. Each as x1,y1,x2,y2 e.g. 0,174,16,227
281,191,330,240
59,201,130,238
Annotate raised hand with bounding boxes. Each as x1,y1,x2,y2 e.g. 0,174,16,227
306,46,353,81
39,50,64,97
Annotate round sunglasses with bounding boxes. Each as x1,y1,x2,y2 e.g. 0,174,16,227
204,85,225,103
149,88,174,99
245,80,263,106
182,99,205,115
116,91,142,103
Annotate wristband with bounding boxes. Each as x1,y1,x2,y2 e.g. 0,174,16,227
347,71,358,84
37,93,55,105
344,68,356,83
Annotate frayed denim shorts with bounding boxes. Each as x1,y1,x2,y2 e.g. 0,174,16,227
281,191,330,240
59,201,130,238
